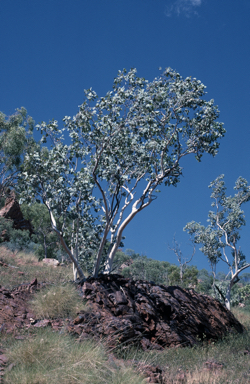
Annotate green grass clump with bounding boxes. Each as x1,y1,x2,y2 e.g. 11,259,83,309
30,283,86,319
4,328,146,384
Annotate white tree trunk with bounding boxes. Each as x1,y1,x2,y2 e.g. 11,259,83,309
104,201,142,274
225,283,232,310
73,263,78,281
45,200,86,281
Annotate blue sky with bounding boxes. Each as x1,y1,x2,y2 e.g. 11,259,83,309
1,0,250,273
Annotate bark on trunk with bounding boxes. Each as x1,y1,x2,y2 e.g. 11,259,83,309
93,227,109,278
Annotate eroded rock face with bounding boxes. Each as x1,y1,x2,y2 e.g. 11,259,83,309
0,190,33,240
68,274,244,350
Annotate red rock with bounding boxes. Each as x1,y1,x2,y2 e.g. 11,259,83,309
72,274,244,350
0,190,34,238
33,319,51,328
0,355,8,365
0,274,245,360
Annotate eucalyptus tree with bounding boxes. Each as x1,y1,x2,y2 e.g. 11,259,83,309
21,141,103,281
184,175,250,310
21,67,225,279
0,107,34,198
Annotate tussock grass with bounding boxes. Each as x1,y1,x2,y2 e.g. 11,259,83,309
0,245,72,289
30,283,86,319
232,307,250,330
4,328,146,384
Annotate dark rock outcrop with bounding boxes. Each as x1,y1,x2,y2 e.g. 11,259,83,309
0,274,244,351
0,276,245,383
0,190,33,240
68,274,244,350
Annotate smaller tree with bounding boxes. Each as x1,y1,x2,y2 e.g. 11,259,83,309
185,174,250,310
168,236,195,283
0,108,34,198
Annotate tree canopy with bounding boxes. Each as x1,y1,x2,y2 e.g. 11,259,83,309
20,67,225,280
0,107,34,198
185,174,250,309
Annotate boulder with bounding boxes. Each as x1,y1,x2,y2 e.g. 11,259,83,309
42,258,60,267
68,274,244,350
0,274,244,353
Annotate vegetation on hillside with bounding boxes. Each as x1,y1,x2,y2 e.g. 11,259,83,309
185,175,250,309
1,248,250,383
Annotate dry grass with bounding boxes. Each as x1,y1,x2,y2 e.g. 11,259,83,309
0,245,72,289
2,246,250,383
4,328,146,384
30,283,87,319
232,306,250,330
112,307,250,384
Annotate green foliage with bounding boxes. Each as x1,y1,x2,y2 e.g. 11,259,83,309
212,281,242,307
196,268,213,294
185,175,250,309
20,138,103,279
0,107,35,197
182,265,198,286
122,255,169,284
166,264,198,287
19,67,225,278
5,229,32,253
0,217,14,243
120,249,198,287
238,284,250,304
0,196,5,209
0,216,32,253
21,202,59,259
